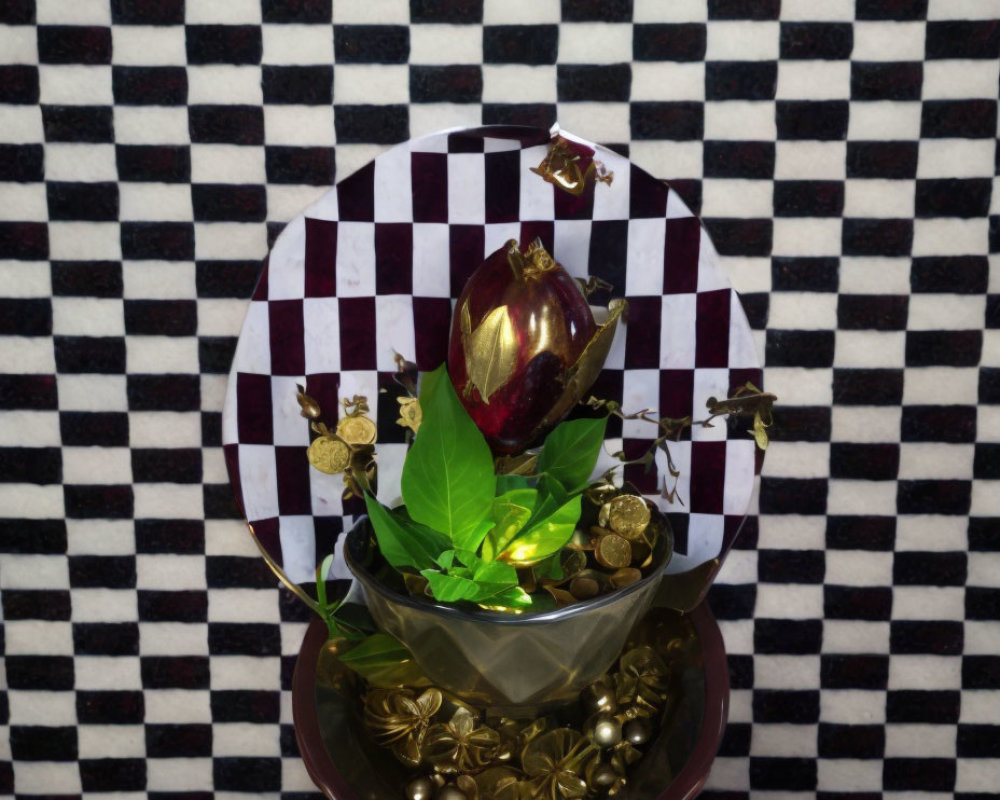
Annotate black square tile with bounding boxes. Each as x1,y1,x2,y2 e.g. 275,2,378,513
2,589,71,620
11,726,78,761
334,25,410,63
214,758,282,793
0,446,61,483
922,100,997,139
0,144,44,181
121,221,195,260
69,555,136,588
883,759,955,792
818,723,885,759
0,65,39,104
191,184,267,222
334,105,409,144
755,619,823,654
208,623,281,656
753,690,819,723
765,330,834,368
47,181,119,221
146,724,213,758
409,65,482,103
80,759,146,792
902,405,976,443
6,656,74,690
127,374,200,411
824,585,892,620
0,519,67,554
117,144,191,182
769,406,831,442
705,61,777,101
111,0,185,24
780,23,852,59
891,620,964,654
911,256,988,293
410,0,482,23
42,105,114,143
54,336,126,374
758,550,825,583
926,20,1000,59
561,0,632,21
60,411,129,447
855,0,926,19
897,479,971,515
52,261,123,297
821,654,889,689
113,66,188,105
73,622,139,656
830,442,900,480
185,25,262,64
633,24,706,61
916,178,992,218
188,105,264,145
906,330,982,367
484,25,558,64
38,25,112,64
131,448,202,483
846,141,918,179
136,519,205,554
77,690,144,724
776,101,848,140
774,180,844,217
888,689,959,722
0,0,35,24
557,64,631,102
750,757,817,791
141,656,210,689
0,298,52,336
708,0,779,19
851,62,922,101
893,551,967,586
837,295,908,330
262,0,332,23
262,65,333,104
843,218,913,256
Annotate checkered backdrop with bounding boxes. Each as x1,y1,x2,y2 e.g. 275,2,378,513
1,1,998,797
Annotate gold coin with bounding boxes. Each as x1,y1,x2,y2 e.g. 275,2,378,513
307,436,351,474
569,576,600,600
337,415,377,445
594,534,632,569
609,568,642,590
607,495,650,541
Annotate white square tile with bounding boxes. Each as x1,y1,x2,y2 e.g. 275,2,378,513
267,185,327,223
780,0,856,19
0,182,47,221
757,514,826,550
889,654,962,689
776,61,851,100
705,21,780,60
913,218,989,257
13,763,81,795
112,26,188,66
0,25,39,63
753,655,821,689
481,64,557,102
820,689,887,724
129,411,202,447
775,141,846,179
66,520,135,555
147,758,214,791
959,691,1000,723
139,622,210,655
39,65,113,105
751,724,818,757
631,62,704,102
263,24,334,64
558,23,632,63
126,336,199,373
119,183,194,222
410,25,483,64
134,484,205,519
556,102,631,144
45,143,118,181
827,478,898,515
892,586,965,620
187,65,264,104
897,443,974,481
767,292,837,330
79,725,147,758
194,222,268,260
772,218,842,257
62,446,132,484
144,689,212,723
628,140,703,179
114,106,191,144
264,104,334,146
0,261,52,297
839,257,911,294
824,620,891,653
701,178,773,218
73,654,143,689
834,330,905,368
843,179,915,218
851,21,927,61
825,550,894,587
409,104,482,138
847,101,922,140
334,0,408,22
762,441,830,478
817,759,884,791
123,262,197,300
885,723,957,757
704,100,776,140
765,367,833,405
957,757,1000,792
333,64,409,104
923,59,999,99
209,655,281,689
755,584,824,619
185,0,262,23
5,620,74,654
907,294,984,331
895,515,967,551
8,691,78,725
191,143,267,183
1,106,44,143
212,722,279,756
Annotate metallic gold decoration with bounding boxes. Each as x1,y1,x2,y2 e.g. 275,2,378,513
580,678,618,717
475,767,531,800
606,495,650,541
521,729,596,800
530,137,614,197
424,707,501,774
406,776,435,800
364,687,443,767
615,647,670,715
622,718,651,747
608,568,641,590
594,534,631,570
397,396,422,433
583,713,622,749
308,435,351,474
337,414,377,445
296,384,322,419
462,304,518,404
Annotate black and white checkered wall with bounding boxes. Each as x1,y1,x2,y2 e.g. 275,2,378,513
1,0,997,797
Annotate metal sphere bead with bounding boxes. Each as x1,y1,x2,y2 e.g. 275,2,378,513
406,777,435,800
588,712,623,748
623,718,652,746
436,785,468,800
581,683,618,716
590,763,618,788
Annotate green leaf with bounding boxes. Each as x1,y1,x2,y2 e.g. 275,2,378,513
421,569,506,604
482,489,536,561
526,473,568,529
500,494,582,565
486,585,533,608
401,365,496,548
537,416,608,493
472,558,518,587
338,633,411,672
532,552,565,582
496,474,530,494
364,493,447,571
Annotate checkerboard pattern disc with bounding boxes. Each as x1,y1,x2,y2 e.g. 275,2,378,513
1,1,998,798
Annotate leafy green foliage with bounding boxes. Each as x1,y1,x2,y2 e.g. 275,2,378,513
536,416,607,492
363,364,611,610
400,365,495,546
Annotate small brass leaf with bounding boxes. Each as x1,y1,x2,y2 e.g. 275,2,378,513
464,305,518,404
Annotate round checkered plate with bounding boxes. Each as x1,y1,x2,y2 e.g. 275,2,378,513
222,125,763,588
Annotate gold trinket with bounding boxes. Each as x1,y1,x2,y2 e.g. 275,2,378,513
397,396,422,433
424,707,501,774
606,495,650,541
307,435,351,475
521,729,595,800
337,414,377,445
364,687,443,767
594,534,631,570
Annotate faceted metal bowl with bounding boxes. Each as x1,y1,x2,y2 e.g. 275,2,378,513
345,515,674,708
292,601,729,800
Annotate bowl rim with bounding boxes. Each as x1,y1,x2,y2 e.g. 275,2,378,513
292,600,729,800
344,511,674,626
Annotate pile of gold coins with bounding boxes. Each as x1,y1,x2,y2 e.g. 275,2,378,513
361,638,676,800
533,491,662,609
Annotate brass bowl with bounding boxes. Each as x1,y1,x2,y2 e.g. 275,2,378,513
292,602,729,800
